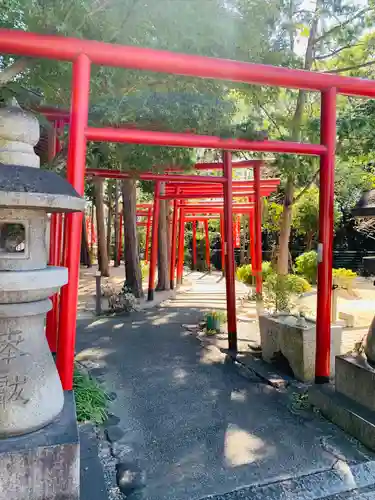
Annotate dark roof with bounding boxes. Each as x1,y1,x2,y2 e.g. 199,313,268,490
352,189,375,217
0,163,80,198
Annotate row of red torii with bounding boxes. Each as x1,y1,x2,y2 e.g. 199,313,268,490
45,134,280,353
2,27,372,388
90,163,280,297
42,111,280,386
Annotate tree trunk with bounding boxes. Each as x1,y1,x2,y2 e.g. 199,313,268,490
239,232,245,265
94,178,109,277
114,181,120,267
121,179,143,298
306,231,314,250
277,0,321,275
81,216,91,268
277,177,294,275
106,189,113,264
156,195,170,291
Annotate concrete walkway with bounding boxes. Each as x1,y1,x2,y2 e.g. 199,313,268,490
76,272,375,500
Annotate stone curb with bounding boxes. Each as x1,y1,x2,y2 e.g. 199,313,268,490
198,459,375,500
234,353,291,389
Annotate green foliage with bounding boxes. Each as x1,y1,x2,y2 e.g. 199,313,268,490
286,274,312,294
263,273,311,313
140,260,149,280
205,310,227,322
294,251,318,284
263,200,283,232
332,268,357,292
263,274,294,313
292,187,341,249
73,368,109,425
236,264,252,284
236,261,273,285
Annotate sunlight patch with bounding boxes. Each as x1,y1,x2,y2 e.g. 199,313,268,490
85,318,110,329
75,347,114,361
231,390,247,402
113,323,124,329
224,424,266,467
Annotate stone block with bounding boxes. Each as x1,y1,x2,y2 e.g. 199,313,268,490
0,391,79,500
309,383,375,451
338,312,355,328
259,314,342,382
336,355,375,412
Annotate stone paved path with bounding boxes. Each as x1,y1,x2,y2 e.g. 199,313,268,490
76,272,375,500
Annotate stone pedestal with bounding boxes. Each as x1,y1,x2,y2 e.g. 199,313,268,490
309,354,375,451
259,313,342,382
0,392,79,500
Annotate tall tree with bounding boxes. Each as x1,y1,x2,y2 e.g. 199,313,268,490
156,183,170,290
122,179,143,297
93,177,109,277
236,0,372,274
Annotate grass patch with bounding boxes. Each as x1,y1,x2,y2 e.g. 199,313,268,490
73,367,109,425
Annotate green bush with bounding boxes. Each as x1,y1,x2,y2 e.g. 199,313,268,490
261,261,274,281
236,261,273,285
332,268,357,292
295,251,318,284
236,264,252,284
263,273,312,313
286,274,312,294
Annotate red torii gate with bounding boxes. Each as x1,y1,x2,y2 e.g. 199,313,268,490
1,27,367,387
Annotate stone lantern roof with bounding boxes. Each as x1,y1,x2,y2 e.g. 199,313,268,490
0,163,85,212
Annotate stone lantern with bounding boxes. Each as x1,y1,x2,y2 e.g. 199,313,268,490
0,101,85,498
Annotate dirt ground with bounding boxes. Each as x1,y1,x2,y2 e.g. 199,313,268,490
78,263,131,314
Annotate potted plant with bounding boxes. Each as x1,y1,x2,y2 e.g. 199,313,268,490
258,273,343,382
205,310,226,333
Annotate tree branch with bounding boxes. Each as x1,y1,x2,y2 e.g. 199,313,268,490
314,7,370,44
254,96,284,137
0,58,31,87
292,168,319,204
108,0,140,43
323,59,375,74
315,42,363,60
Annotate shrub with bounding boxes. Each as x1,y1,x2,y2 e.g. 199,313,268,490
236,261,273,285
236,264,252,284
332,268,357,292
263,273,312,313
286,274,312,294
263,274,293,313
295,251,318,284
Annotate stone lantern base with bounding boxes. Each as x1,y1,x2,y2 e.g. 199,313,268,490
0,391,79,500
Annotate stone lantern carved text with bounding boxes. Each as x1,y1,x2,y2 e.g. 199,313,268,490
0,330,29,408
0,375,27,408
0,330,28,365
